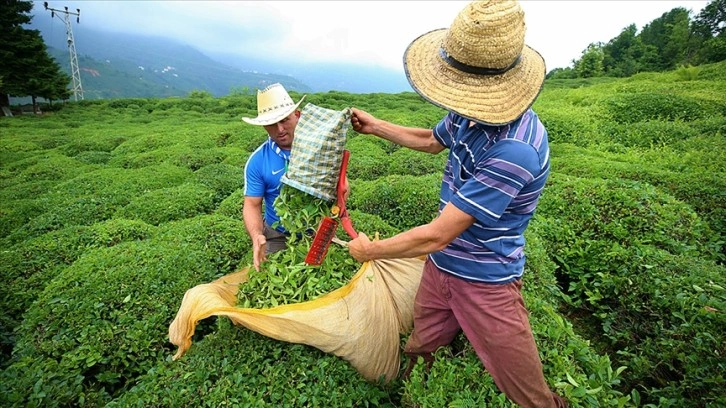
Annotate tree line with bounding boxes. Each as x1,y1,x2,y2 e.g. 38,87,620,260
0,0,70,114
548,0,726,79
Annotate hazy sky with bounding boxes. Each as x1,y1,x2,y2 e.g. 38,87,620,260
34,0,710,72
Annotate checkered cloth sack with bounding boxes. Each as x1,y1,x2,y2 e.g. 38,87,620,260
281,103,352,201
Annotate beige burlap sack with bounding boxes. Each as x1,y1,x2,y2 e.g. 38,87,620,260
168,257,425,383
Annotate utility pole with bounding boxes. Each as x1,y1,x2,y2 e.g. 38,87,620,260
44,2,83,101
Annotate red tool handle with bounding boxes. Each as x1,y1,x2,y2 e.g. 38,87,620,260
337,150,358,239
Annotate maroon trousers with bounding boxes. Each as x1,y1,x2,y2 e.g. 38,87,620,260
404,260,566,408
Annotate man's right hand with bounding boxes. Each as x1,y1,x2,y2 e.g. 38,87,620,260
252,234,267,270
350,108,377,135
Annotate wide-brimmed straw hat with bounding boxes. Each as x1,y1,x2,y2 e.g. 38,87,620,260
403,0,545,125
242,83,306,126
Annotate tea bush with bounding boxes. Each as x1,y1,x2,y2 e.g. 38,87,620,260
193,163,243,204
348,173,441,230
214,188,244,220
58,134,127,157
345,209,400,239
601,120,699,148
106,319,402,407
74,150,113,165
403,304,632,407
540,175,713,256
4,195,123,245
45,164,192,203
346,136,392,180
402,226,631,406
537,108,596,146
0,219,156,365
387,148,446,177
16,152,99,182
0,197,49,238
550,143,725,255
535,174,725,406
116,182,216,226
108,144,225,171
1,214,249,407
604,92,713,124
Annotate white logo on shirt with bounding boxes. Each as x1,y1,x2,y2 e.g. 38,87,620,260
272,168,285,175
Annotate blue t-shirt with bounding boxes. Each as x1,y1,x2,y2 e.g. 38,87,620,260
429,110,550,283
243,138,290,232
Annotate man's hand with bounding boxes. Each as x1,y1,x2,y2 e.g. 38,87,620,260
348,232,371,262
252,234,267,270
350,108,377,135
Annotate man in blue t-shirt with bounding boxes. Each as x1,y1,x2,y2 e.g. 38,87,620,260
242,83,305,270
348,1,567,407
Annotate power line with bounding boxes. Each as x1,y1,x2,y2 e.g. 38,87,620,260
44,2,83,101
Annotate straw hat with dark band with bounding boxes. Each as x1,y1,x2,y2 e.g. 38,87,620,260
242,83,306,126
403,0,545,125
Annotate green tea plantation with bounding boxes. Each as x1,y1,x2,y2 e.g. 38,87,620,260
1,62,724,407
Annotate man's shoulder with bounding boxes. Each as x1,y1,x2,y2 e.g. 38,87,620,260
246,141,270,161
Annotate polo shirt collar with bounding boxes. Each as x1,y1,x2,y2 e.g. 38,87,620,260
267,138,290,161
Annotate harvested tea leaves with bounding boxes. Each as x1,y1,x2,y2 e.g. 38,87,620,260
237,185,360,309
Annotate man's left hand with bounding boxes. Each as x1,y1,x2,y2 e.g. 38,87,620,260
252,234,267,270
348,232,371,262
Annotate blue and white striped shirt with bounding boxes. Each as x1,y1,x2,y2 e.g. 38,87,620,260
429,109,550,283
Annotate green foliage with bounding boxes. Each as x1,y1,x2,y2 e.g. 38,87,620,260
550,143,725,253
535,174,725,405
674,64,702,81
0,197,48,239
387,148,446,177
0,66,724,406
237,185,360,308
403,301,632,407
107,320,401,407
214,188,244,220
537,107,601,146
348,174,441,230
116,182,216,226
346,136,393,180
0,0,70,102
565,5,725,78
193,163,243,204
188,89,214,99
602,120,700,148
539,175,715,258
346,209,401,239
1,214,249,407
0,219,155,365
575,44,605,78
604,92,714,124
6,150,98,183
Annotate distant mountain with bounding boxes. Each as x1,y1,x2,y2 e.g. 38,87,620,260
26,12,412,99
28,15,310,99
209,52,413,94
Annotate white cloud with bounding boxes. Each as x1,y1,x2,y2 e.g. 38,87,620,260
36,0,710,72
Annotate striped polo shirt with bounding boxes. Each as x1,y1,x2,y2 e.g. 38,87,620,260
243,138,290,232
429,109,550,283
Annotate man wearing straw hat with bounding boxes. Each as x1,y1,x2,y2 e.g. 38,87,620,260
242,83,305,270
348,1,567,407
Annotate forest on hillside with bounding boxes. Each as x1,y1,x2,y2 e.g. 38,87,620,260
548,0,726,79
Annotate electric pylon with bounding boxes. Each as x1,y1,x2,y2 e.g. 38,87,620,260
44,2,83,101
